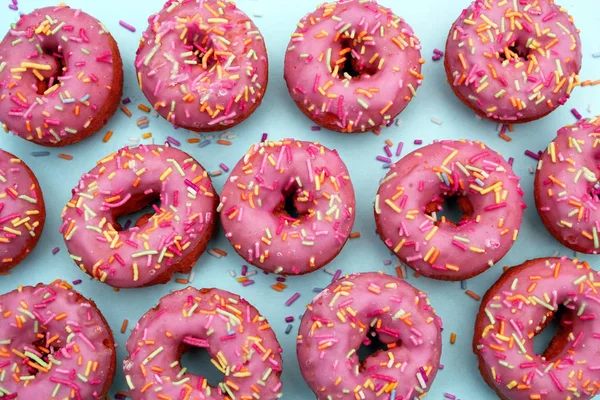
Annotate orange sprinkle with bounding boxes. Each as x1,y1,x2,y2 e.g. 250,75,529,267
58,154,73,161
450,332,457,344
217,140,232,146
120,319,128,334
349,232,361,239
120,105,132,117
466,290,481,301
102,131,113,143
212,248,228,257
138,104,151,113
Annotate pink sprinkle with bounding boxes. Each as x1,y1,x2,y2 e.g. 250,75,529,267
119,20,136,32
376,155,392,163
285,316,295,323
285,293,300,306
414,139,423,145
396,142,404,156
220,163,229,172
166,136,180,146
571,108,582,120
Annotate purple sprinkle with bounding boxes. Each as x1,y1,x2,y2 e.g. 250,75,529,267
524,150,540,160
383,259,392,266
500,124,508,134
9,4,17,10
276,277,286,282
123,220,132,230
414,139,423,145
508,157,514,166
396,142,403,157
311,126,322,131
285,316,295,323
219,163,229,172
72,279,82,285
285,293,300,306
199,140,211,148
52,247,60,255
444,394,456,400
332,269,342,282
261,133,268,142
114,393,127,400
122,97,131,105
241,265,248,276
184,179,200,193
434,48,444,55
383,146,392,157
119,20,136,32
242,280,255,287
285,324,293,334
166,136,181,146
376,155,392,163
571,108,582,120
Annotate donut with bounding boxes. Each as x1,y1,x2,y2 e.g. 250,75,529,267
284,0,424,133
124,286,283,399
60,144,218,288
444,0,582,124
297,271,442,399
0,280,116,399
474,257,600,399
219,139,356,275
0,149,45,272
0,6,123,146
135,0,268,132
535,117,600,253
375,139,525,281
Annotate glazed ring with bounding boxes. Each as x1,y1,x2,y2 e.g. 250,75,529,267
535,117,600,253
284,0,423,133
297,271,443,399
445,0,582,124
0,6,123,146
0,280,116,399
0,149,45,272
375,139,525,280
60,144,218,288
124,287,283,399
474,257,600,399
219,139,356,275
135,0,268,132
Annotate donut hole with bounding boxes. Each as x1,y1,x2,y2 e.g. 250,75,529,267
357,328,401,371
335,38,378,80
425,194,473,226
186,25,217,70
36,42,66,95
532,305,573,361
26,334,61,376
499,39,531,62
179,345,225,387
273,184,306,220
113,193,162,231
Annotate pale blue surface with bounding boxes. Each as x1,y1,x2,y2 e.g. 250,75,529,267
1,0,599,398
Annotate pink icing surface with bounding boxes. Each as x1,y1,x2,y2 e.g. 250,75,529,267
0,149,45,271
124,287,283,399
60,144,217,288
0,281,115,399
535,117,600,253
297,272,442,399
135,0,268,131
475,257,600,399
376,139,525,280
284,0,423,133
0,6,120,145
445,0,582,123
219,139,356,275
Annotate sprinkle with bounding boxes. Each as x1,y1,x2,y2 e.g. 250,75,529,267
285,293,301,307
431,117,443,125
58,154,73,160
465,290,480,301
31,151,50,157
52,247,60,255
119,20,136,32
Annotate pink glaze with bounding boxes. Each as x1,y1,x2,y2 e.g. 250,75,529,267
60,144,217,288
135,0,268,131
0,149,45,271
535,117,600,253
124,287,283,399
445,0,582,123
284,0,423,133
0,281,115,399
375,139,525,280
0,6,121,146
475,257,600,399
219,139,356,275
297,272,442,399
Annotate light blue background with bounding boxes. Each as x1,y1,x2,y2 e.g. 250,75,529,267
1,0,600,398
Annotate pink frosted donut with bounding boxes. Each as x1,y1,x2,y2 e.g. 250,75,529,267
534,117,600,253
0,6,123,146
297,271,442,399
474,257,600,399
284,0,424,133
60,144,218,288
375,139,525,280
445,0,582,124
219,139,356,275
0,280,116,399
0,149,45,272
135,0,268,132
124,287,283,399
